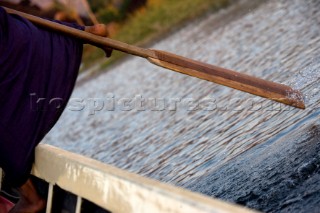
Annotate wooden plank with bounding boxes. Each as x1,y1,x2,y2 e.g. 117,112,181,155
32,144,258,213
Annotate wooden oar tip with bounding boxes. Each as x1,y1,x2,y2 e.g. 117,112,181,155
286,89,306,109
294,101,306,109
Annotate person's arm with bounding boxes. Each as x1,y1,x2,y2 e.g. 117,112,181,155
84,24,113,57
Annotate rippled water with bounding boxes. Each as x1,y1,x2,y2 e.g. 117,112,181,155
45,0,320,187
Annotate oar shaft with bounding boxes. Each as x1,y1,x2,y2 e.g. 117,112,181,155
4,7,305,109
4,7,155,58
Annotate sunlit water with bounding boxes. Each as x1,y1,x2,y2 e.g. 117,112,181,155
44,0,320,187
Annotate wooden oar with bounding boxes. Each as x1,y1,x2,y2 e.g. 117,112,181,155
5,7,305,109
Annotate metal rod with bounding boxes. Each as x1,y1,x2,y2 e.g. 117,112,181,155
75,196,82,213
46,184,54,213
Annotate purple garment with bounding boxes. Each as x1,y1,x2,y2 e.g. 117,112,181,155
0,7,84,186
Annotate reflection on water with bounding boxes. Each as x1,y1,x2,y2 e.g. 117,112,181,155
45,0,320,186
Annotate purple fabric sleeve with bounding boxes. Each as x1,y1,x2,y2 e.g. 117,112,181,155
0,6,84,187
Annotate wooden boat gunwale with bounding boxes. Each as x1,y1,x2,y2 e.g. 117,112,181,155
1,144,258,213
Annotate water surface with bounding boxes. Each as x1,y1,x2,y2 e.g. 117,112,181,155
45,0,320,187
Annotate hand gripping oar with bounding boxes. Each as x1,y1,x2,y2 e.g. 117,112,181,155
5,7,305,109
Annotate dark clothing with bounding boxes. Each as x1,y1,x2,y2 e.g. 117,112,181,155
0,7,83,187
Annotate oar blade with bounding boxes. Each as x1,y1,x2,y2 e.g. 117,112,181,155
148,50,305,109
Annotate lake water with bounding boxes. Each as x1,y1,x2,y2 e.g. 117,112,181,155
45,0,320,187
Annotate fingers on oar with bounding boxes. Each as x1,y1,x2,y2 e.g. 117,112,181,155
101,46,113,58
85,24,109,37
85,24,113,57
